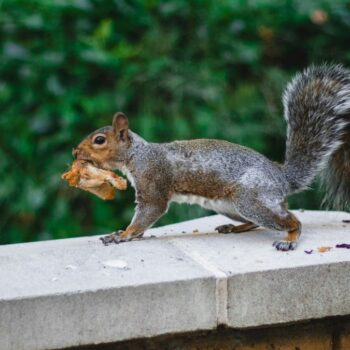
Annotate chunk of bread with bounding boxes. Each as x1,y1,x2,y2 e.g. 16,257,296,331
62,160,127,200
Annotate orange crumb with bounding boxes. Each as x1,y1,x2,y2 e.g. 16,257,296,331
317,246,332,253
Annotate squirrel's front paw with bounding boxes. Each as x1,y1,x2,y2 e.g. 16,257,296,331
273,240,297,251
100,230,130,245
100,230,144,245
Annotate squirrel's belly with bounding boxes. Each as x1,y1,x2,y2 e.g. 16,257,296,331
171,193,233,213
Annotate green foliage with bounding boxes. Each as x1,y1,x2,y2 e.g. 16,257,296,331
1,0,350,243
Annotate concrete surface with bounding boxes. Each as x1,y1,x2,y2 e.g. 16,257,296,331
1,210,350,350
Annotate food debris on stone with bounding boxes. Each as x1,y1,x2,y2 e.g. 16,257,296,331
336,243,350,249
317,246,332,253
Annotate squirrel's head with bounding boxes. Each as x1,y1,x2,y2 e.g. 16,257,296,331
72,112,131,170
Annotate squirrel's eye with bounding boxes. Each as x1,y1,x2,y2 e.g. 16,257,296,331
93,135,106,145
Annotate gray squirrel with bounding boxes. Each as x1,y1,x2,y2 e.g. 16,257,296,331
72,64,350,251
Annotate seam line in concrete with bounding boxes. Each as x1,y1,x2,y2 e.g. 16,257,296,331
170,238,228,326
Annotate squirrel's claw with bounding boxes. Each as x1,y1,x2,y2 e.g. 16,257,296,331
100,230,144,245
273,240,297,251
100,230,125,245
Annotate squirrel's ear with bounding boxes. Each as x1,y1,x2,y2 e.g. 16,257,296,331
112,112,129,142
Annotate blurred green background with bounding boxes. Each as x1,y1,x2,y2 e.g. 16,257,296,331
1,0,349,244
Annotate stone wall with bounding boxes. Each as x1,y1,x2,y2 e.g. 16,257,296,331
68,317,350,350
2,211,350,350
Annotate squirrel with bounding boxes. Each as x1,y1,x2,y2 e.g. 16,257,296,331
72,64,350,251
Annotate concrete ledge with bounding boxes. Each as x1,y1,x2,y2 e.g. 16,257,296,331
1,210,350,350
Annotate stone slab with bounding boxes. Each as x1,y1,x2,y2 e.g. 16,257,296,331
1,210,350,349
158,210,350,328
0,238,216,350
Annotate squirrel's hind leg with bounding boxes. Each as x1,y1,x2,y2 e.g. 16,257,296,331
272,214,301,251
233,196,301,251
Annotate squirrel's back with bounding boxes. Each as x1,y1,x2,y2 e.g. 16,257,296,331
283,64,350,208
164,139,280,177
163,138,289,196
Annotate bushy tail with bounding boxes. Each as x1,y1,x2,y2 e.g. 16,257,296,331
283,64,350,209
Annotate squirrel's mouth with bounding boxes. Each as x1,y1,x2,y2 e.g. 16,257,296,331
80,158,98,167
78,157,111,171
73,149,121,171
74,151,100,168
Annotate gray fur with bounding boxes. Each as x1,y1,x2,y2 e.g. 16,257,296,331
118,134,292,233
75,64,350,250
283,64,350,209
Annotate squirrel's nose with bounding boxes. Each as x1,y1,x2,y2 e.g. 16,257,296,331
72,148,79,159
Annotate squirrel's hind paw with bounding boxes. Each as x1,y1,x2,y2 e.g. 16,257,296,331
273,240,297,251
216,224,237,233
215,222,258,234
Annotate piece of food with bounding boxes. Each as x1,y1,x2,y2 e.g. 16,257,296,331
304,249,313,254
317,246,332,253
62,160,127,200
